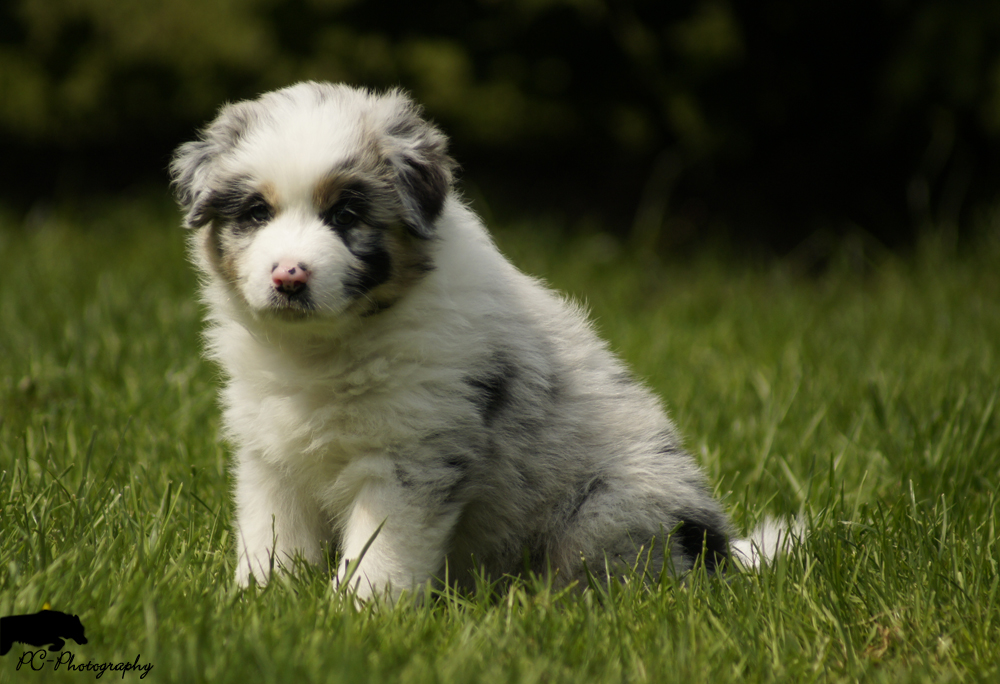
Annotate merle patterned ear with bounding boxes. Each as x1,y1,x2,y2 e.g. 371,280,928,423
170,139,219,228
383,97,457,239
170,101,260,228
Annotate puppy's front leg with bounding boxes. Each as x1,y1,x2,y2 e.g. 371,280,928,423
234,453,326,586
337,477,460,602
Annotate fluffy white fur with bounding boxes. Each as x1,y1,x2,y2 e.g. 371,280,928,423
171,82,792,601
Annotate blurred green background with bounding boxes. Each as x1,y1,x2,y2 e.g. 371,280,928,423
3,0,1000,249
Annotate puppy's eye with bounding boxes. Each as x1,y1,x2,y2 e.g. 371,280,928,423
323,202,361,229
239,203,272,225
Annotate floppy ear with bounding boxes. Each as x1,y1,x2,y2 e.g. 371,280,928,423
170,139,219,228
381,93,457,239
169,101,260,228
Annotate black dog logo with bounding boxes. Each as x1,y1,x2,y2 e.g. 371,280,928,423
0,609,88,656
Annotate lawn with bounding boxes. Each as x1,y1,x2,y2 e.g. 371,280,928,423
1,197,998,683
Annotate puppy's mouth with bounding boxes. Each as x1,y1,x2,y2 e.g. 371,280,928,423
261,291,317,320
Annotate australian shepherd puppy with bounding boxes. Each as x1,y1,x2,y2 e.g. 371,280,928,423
171,82,787,601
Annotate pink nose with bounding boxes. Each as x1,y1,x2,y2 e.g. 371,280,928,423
272,260,310,294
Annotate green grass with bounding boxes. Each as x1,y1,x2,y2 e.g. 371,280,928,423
1,197,998,683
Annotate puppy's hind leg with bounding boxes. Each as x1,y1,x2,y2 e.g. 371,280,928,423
552,476,732,584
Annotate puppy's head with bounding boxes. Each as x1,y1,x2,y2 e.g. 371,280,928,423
170,82,456,322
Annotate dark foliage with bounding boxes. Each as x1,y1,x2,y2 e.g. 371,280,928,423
2,0,999,248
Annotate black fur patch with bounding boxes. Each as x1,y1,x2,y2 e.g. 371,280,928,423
385,110,455,238
674,518,729,573
338,226,393,300
397,158,451,238
343,246,393,299
464,355,517,425
188,176,256,228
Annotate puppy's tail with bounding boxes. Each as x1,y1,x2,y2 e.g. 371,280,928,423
730,517,804,569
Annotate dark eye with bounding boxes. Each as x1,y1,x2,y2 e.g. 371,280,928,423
239,203,272,225
323,201,361,229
